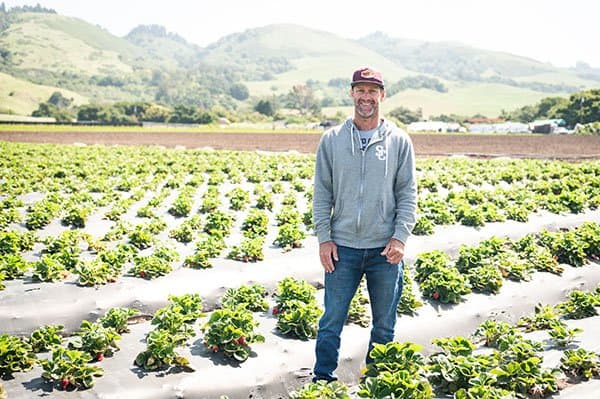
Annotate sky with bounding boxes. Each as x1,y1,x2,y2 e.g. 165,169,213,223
4,0,600,68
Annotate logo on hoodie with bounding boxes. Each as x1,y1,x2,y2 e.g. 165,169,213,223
375,145,387,160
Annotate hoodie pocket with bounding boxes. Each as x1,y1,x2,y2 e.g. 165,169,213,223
331,199,345,222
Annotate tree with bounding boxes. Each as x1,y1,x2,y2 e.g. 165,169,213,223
286,85,320,116
388,106,422,124
255,100,274,117
229,83,249,101
47,91,72,108
77,104,103,121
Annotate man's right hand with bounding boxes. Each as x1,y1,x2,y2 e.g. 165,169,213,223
319,241,338,273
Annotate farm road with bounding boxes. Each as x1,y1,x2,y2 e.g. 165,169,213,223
1,131,600,159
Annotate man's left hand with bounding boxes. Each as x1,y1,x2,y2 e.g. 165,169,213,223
380,238,405,264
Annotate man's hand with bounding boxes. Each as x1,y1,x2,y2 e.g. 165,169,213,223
319,241,338,273
380,238,405,264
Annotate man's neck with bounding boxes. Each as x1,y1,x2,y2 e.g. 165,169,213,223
353,115,380,131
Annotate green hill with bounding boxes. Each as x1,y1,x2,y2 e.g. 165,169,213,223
0,8,598,119
0,71,87,115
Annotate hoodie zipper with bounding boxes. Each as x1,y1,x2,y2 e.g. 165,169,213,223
355,129,384,234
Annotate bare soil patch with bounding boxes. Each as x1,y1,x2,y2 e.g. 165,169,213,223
1,131,599,159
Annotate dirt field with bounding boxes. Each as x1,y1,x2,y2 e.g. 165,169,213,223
1,130,600,159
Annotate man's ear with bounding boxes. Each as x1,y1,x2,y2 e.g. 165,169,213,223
349,88,354,97
381,90,386,101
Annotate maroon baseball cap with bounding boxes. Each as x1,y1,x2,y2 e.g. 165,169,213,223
351,67,384,88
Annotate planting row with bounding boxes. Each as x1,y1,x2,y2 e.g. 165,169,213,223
3,278,599,398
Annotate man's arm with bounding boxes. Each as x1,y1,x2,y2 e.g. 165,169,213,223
392,134,418,244
313,134,337,271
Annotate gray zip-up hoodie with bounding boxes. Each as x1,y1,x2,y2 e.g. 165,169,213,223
312,117,417,248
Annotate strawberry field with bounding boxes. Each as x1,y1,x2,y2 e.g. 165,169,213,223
1,141,600,399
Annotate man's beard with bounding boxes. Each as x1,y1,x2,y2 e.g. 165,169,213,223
355,100,377,118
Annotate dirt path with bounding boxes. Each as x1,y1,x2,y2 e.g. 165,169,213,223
1,131,599,159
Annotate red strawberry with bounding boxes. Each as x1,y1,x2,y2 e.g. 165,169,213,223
432,292,440,300
96,353,104,361
211,345,219,353
139,271,146,278
272,307,280,315
60,378,70,390
237,336,247,346
243,256,249,263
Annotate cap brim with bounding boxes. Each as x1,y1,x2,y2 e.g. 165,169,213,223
351,80,384,88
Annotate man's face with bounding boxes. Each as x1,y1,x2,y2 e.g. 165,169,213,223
350,83,385,119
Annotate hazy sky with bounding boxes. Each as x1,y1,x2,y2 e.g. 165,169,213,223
4,0,600,68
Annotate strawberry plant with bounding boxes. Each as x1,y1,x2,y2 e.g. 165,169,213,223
168,293,204,322
184,234,226,269
201,306,265,362
274,277,317,311
358,370,434,399
221,284,269,312
25,195,61,230
150,305,196,338
134,329,192,371
227,187,250,211
75,257,121,286
0,254,30,279
241,208,269,237
413,250,451,282
204,210,234,236
62,204,91,228
431,336,475,356
275,205,302,226
28,324,64,352
168,187,195,217
574,221,600,258
559,348,600,380
466,263,503,294
397,266,423,315
0,334,36,377
471,320,519,348
169,215,203,243
412,216,435,235
228,236,265,262
547,320,582,347
128,225,155,249
517,303,561,332
39,346,104,390
274,223,306,251
98,307,139,334
0,230,36,255
276,299,322,340
538,229,587,267
69,320,121,359
494,252,532,282
199,187,221,213
281,192,297,206
290,380,350,399
427,351,496,395
453,375,516,399
255,191,274,210
365,342,427,377
130,253,172,279
32,254,69,282
555,289,599,319
420,267,471,304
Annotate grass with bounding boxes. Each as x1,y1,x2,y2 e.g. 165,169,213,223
0,72,87,115
1,13,133,75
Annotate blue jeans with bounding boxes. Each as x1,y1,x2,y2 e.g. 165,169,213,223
313,245,403,382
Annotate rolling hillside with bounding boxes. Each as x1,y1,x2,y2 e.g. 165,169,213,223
0,8,598,118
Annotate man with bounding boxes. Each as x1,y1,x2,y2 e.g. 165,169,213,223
312,66,417,382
